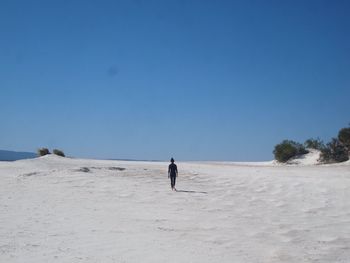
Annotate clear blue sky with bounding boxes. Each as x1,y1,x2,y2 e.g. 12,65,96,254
1,0,349,161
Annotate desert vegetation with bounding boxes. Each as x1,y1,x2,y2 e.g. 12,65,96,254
53,149,65,157
319,138,348,163
273,140,308,163
338,127,350,149
319,127,350,163
304,138,324,150
37,148,50,156
274,126,350,163
37,148,66,157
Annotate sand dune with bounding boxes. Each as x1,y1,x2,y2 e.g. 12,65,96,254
1,155,350,262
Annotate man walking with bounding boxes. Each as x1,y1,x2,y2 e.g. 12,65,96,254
168,158,178,191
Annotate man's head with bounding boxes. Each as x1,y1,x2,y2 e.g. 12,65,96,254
170,158,174,163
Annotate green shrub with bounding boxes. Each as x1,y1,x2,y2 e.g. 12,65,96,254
273,140,309,163
53,149,65,157
320,138,349,163
38,148,50,156
304,138,324,150
338,127,350,149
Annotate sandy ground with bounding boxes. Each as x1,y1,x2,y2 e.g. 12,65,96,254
1,155,350,263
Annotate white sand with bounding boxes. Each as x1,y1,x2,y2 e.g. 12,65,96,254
285,149,321,166
1,155,350,263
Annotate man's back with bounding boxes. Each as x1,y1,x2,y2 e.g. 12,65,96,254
168,163,177,177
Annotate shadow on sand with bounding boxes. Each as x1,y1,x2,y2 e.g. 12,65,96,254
175,189,208,194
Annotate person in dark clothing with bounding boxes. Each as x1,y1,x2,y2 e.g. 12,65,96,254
168,158,178,191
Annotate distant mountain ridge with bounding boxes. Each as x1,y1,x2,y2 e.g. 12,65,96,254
0,150,37,161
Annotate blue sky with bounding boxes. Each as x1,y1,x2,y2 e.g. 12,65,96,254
1,0,349,161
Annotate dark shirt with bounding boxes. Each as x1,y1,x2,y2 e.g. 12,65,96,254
168,163,177,177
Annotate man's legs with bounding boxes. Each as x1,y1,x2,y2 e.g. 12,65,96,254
171,176,176,190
